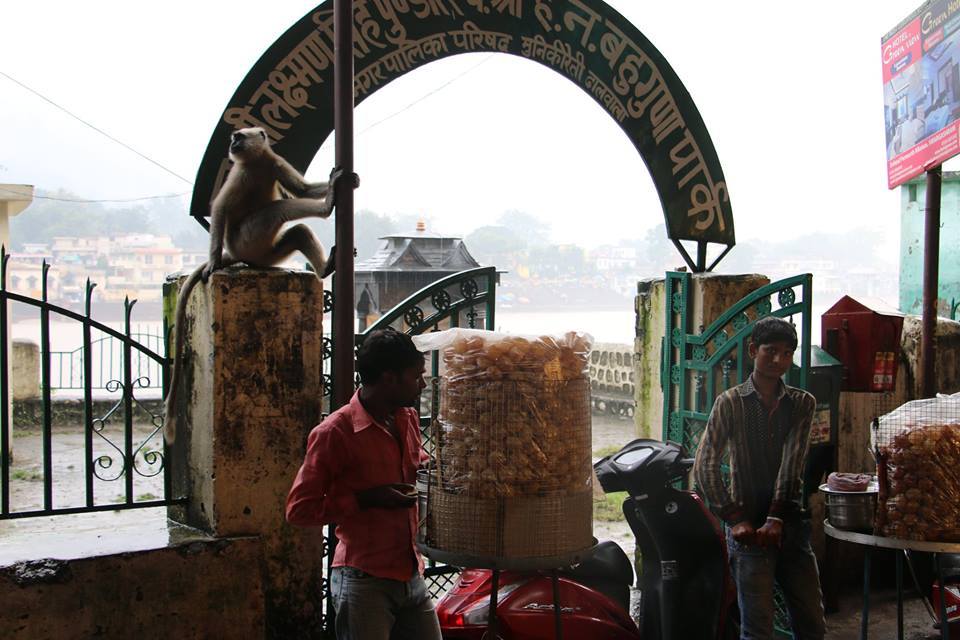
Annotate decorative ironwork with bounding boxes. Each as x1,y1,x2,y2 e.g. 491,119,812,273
778,287,796,309
431,290,451,312
459,278,478,300
322,337,332,360
466,308,479,328
713,330,728,348
323,289,334,313
668,413,682,440
322,374,332,397
672,291,683,313
755,297,772,317
403,306,425,329
671,327,682,348
91,379,165,481
670,365,682,385
692,345,707,363
732,312,749,331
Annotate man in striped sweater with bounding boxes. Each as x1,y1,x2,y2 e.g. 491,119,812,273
693,316,825,640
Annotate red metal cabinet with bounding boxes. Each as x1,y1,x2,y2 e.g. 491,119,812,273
821,296,904,392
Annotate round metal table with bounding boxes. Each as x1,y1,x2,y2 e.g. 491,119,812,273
824,521,960,640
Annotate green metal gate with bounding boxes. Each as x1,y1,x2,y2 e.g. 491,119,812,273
662,271,812,450
321,266,497,634
661,270,813,639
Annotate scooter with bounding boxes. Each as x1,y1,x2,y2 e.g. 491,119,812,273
435,438,737,639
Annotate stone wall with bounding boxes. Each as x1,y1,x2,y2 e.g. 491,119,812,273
0,537,265,639
589,342,635,417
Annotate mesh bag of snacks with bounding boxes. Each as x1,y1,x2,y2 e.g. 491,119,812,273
412,328,594,559
872,392,960,541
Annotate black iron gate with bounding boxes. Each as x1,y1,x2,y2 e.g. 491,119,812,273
0,250,182,521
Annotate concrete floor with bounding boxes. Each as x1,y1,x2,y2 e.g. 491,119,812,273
4,413,956,639
824,587,950,640
590,414,954,640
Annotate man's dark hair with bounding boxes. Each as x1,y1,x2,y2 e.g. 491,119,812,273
356,328,424,384
750,316,798,350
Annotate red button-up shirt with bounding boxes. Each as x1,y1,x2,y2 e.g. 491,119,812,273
286,390,426,581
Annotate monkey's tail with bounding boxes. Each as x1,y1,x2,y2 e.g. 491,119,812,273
163,263,207,445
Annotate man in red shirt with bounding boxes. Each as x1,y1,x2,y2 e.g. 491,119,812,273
286,328,441,640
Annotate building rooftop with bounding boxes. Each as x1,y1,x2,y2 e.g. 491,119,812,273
356,221,480,272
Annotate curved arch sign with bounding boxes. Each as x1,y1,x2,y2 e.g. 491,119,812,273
191,0,735,261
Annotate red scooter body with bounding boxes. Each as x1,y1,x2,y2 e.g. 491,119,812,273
435,439,737,640
437,568,640,639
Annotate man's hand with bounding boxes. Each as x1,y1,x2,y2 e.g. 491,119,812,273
731,521,756,546
356,483,416,510
754,519,784,548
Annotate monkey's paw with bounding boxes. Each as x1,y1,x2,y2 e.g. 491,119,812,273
201,262,220,282
329,168,360,190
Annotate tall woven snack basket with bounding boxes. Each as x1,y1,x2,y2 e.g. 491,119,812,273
417,330,594,561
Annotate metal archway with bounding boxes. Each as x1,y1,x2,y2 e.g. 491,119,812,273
191,0,735,271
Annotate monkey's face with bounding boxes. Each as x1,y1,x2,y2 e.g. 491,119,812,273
229,127,269,159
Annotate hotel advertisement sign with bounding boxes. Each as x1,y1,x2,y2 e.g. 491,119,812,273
883,0,960,188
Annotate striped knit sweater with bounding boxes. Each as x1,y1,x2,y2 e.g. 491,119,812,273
693,375,816,527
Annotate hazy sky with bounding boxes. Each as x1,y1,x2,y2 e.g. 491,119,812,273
0,1,935,265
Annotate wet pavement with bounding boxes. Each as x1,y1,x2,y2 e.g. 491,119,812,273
1,423,182,566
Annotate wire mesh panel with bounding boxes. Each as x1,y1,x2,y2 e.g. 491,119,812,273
873,392,960,541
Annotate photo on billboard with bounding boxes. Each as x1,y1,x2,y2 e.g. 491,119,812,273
882,0,960,188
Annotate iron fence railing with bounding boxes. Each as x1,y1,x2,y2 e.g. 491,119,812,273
49,328,165,391
0,250,183,520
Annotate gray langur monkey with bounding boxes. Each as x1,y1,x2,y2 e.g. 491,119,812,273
163,127,356,444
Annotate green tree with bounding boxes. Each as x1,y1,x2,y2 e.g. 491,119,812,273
465,225,527,263
528,244,585,277
497,210,549,247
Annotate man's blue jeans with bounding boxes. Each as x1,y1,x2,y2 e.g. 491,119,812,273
330,566,442,640
726,520,826,640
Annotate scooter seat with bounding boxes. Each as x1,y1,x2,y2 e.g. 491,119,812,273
564,540,635,585
560,540,635,612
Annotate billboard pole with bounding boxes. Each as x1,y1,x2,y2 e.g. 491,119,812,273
921,165,941,398
333,0,355,411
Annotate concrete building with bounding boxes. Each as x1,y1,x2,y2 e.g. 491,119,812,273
900,172,960,316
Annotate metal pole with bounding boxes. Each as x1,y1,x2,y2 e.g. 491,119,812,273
488,569,500,639
936,553,951,640
860,548,871,640
921,165,941,399
896,549,903,640
552,570,564,640
332,0,355,411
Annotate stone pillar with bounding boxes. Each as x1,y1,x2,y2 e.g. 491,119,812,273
12,339,40,400
634,273,770,440
166,268,325,639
